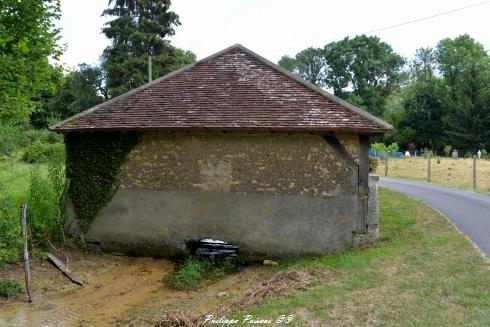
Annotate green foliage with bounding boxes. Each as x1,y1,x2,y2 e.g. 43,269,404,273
65,132,140,231
0,157,31,266
368,157,379,173
169,257,236,290
0,124,28,156
22,141,65,163
101,0,196,96
437,35,490,150
0,125,62,157
371,142,386,152
0,199,22,266
279,35,406,116
386,142,399,152
0,0,63,125
170,258,209,290
0,279,21,298
278,47,325,85
28,158,66,245
31,64,107,128
24,128,63,144
444,145,452,156
398,51,446,150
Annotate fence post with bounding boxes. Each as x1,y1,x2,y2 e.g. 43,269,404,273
384,151,389,177
20,204,33,302
473,155,477,189
427,152,431,182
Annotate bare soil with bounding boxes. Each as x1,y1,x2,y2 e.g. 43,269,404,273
0,249,276,327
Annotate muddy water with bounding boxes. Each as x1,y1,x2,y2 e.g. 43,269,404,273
0,255,272,327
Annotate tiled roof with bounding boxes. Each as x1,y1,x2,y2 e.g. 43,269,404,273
50,44,392,134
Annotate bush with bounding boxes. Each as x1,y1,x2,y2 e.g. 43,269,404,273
0,279,21,298
371,142,386,152
24,129,63,144
444,145,452,157
0,125,29,156
369,157,379,173
22,141,65,163
0,126,62,157
386,142,399,152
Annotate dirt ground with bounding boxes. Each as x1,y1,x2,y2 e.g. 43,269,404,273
0,250,276,327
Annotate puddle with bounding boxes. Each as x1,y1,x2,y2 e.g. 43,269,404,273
0,253,273,326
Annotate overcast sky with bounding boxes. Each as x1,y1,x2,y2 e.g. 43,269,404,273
58,0,490,70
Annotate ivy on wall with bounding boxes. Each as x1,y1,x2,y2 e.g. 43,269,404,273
64,132,141,231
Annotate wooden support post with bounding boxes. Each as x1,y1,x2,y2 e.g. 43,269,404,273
473,155,477,189
384,151,388,177
20,204,33,302
427,152,430,182
358,135,369,234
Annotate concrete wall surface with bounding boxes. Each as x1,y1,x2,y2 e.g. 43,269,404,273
84,132,371,259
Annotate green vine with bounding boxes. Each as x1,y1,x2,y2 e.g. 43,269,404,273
64,132,140,232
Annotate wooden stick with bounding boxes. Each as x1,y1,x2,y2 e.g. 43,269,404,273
20,204,33,302
47,253,84,286
427,152,431,183
384,151,389,177
473,155,477,189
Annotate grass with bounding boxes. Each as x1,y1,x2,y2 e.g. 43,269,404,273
0,157,32,265
228,189,490,326
169,257,236,290
0,279,21,299
0,154,64,267
376,156,490,192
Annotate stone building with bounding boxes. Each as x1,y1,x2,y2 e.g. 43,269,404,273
51,44,391,259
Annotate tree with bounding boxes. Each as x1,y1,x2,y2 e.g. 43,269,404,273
396,47,446,150
31,64,107,128
278,47,325,85
101,0,196,97
0,0,63,125
437,35,490,150
332,36,406,117
279,35,405,117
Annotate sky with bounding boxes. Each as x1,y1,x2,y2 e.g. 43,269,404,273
58,0,490,70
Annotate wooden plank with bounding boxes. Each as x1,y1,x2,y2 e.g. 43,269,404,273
358,135,370,234
20,204,33,302
47,253,84,286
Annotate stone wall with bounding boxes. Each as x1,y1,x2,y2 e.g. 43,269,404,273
86,132,368,259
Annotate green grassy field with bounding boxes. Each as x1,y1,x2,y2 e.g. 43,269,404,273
230,189,490,326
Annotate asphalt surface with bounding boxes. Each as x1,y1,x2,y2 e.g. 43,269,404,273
378,177,490,259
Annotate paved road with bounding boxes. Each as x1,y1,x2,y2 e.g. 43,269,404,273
378,177,490,259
